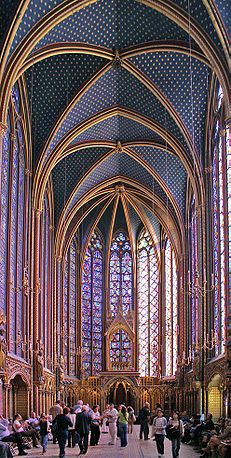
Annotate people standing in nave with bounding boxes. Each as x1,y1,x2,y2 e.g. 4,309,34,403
138,401,151,440
101,404,110,433
67,408,76,448
127,405,136,433
106,403,118,445
89,405,102,446
54,407,73,458
167,410,184,458
49,400,63,444
75,405,91,455
118,405,129,447
152,408,167,458
39,413,50,455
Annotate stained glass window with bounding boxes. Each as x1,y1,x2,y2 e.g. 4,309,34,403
0,119,11,317
137,229,159,376
16,122,25,358
165,238,178,376
189,196,199,355
110,329,132,370
109,232,132,316
40,193,52,367
63,236,77,375
212,85,226,354
82,231,103,376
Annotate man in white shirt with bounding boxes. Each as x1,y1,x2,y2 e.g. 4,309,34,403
106,404,118,445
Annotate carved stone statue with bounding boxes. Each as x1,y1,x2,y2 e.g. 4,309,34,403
0,328,7,371
34,340,44,382
57,355,65,387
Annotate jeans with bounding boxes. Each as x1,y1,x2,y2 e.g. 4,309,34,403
140,421,149,439
77,432,89,453
155,434,165,455
119,423,128,447
57,431,68,457
171,436,181,457
40,434,48,452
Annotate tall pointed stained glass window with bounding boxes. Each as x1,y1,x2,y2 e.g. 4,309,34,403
82,231,103,376
63,235,77,375
212,85,226,354
164,238,178,376
0,119,11,317
189,196,199,356
137,229,159,376
109,232,132,316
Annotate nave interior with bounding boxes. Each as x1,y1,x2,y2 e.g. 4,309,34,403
0,0,230,423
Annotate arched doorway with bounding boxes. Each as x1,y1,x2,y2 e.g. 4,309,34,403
10,375,29,419
108,380,135,409
207,374,223,420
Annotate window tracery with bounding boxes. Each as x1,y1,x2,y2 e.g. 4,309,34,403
109,231,132,316
137,229,159,376
212,85,226,354
82,231,103,376
164,238,178,376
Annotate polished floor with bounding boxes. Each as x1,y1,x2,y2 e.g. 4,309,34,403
26,426,199,458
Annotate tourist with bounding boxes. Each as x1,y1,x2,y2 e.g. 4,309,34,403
54,407,73,458
49,400,63,444
12,414,39,448
127,406,136,433
152,408,167,458
101,404,110,433
89,405,101,446
138,402,150,440
106,403,118,445
75,405,90,455
67,408,76,448
167,410,184,458
73,400,83,414
118,405,128,447
0,415,27,456
39,414,50,455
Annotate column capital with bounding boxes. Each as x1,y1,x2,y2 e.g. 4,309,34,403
0,122,7,138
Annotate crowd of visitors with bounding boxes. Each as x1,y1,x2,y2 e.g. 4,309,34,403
0,401,230,458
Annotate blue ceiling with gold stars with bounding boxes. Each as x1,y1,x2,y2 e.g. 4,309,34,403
2,0,229,240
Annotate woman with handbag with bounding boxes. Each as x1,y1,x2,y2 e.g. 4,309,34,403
167,411,184,458
152,409,167,458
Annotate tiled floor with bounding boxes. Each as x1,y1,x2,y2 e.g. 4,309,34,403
26,426,199,458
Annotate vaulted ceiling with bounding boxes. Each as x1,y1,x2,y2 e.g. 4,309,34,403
1,0,229,256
